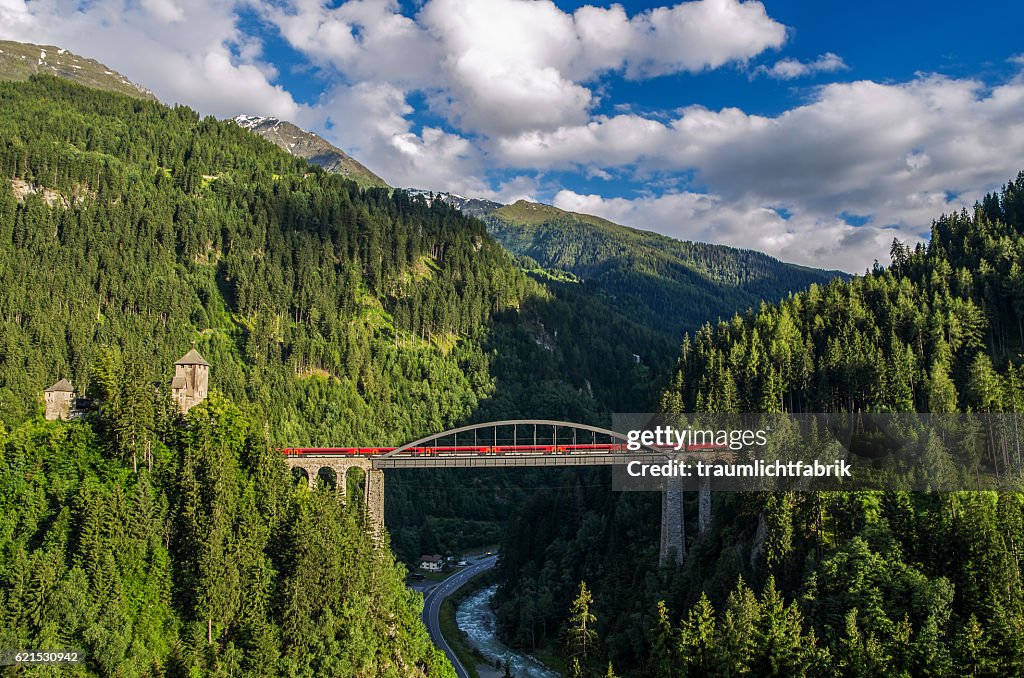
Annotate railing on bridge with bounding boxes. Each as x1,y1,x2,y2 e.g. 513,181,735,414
281,420,727,468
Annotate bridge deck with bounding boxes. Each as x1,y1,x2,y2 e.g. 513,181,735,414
286,451,733,469
375,452,658,468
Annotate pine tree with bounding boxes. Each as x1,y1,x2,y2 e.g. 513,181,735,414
649,600,677,678
838,608,890,677
752,577,811,676
566,581,598,674
952,614,993,676
717,577,760,674
678,593,715,676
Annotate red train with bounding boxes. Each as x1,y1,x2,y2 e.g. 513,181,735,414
279,443,724,457
280,443,632,457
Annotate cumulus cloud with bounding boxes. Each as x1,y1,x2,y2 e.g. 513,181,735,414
0,0,34,33
312,81,492,195
418,0,594,135
493,70,1024,269
753,52,848,80
267,0,442,85
620,0,787,78
0,0,300,119
140,0,186,24
267,0,787,136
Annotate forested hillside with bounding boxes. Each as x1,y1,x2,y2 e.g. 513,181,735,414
0,75,679,447
662,182,1024,415
0,380,450,676
0,74,536,443
495,173,1024,676
484,200,841,337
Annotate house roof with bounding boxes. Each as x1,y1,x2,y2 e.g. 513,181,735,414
170,376,186,389
175,348,209,366
420,554,443,562
44,378,74,393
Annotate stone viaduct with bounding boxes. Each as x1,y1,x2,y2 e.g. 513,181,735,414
283,420,721,565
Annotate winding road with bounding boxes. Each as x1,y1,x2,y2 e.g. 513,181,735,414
420,555,499,678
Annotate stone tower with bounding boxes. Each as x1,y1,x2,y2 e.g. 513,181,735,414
44,378,75,420
171,349,209,414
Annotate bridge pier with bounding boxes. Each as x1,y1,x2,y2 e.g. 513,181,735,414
660,474,685,567
660,474,713,566
698,475,712,535
364,468,385,541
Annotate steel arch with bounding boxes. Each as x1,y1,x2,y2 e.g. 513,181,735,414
380,419,662,456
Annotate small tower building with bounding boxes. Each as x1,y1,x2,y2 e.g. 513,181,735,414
44,378,75,420
171,349,210,414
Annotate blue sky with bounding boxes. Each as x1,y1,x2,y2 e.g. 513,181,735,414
2,0,1024,271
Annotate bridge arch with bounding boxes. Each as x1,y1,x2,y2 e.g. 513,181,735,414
381,419,664,456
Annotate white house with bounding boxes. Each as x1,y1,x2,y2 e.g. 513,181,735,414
419,554,444,572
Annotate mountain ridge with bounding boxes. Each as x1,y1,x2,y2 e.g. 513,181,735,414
233,114,388,188
0,39,155,101
405,191,844,336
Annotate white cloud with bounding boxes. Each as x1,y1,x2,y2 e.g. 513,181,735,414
267,0,787,136
418,0,593,135
0,0,33,33
314,81,491,195
141,0,186,24
0,0,300,119
504,72,1024,270
267,0,442,86
621,0,787,78
753,52,848,80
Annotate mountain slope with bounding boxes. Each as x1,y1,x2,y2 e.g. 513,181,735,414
234,114,388,188
482,199,844,337
227,116,841,340
0,39,155,100
1,395,453,676
0,75,526,445
0,75,471,676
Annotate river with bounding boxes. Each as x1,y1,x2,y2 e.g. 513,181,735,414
455,584,561,678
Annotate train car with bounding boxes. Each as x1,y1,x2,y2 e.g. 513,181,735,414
280,440,730,458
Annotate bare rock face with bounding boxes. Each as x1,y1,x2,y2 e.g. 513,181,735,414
405,189,504,217
233,115,388,188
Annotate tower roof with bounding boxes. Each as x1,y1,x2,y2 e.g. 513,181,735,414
44,378,74,393
174,349,210,366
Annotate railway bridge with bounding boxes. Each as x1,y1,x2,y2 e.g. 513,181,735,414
282,419,725,566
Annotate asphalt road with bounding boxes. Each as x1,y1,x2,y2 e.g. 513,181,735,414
420,555,499,678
